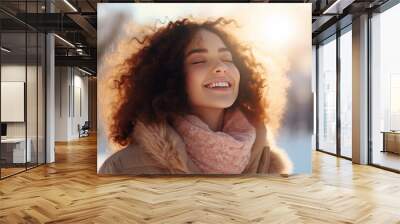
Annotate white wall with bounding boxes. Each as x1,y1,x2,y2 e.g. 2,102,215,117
1,65,26,130
55,66,69,141
55,67,89,141
72,73,89,138
1,65,39,138
1,63,46,164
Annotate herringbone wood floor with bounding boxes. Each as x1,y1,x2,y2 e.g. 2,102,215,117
1,135,400,224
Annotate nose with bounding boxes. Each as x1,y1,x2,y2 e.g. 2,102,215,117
213,61,228,75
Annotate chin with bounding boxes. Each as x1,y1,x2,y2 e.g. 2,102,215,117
206,101,236,109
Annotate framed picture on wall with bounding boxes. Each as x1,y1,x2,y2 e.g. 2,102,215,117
1,81,25,122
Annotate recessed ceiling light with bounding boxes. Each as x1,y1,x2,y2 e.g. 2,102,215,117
323,0,355,15
77,67,93,76
63,0,78,12
54,34,75,48
1,47,11,53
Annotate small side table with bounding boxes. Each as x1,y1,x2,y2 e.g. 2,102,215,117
0,138,32,164
381,131,400,154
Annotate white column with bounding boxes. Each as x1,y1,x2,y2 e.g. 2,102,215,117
46,33,55,163
55,67,73,141
45,1,55,163
352,14,369,164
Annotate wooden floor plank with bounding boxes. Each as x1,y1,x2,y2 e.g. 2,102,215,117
0,135,399,223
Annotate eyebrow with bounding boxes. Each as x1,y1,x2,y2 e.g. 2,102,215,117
185,47,231,57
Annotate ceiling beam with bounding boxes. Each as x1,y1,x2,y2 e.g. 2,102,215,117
323,0,356,14
67,13,97,39
55,55,96,72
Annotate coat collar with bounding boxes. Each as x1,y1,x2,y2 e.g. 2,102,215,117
132,120,201,173
131,119,270,174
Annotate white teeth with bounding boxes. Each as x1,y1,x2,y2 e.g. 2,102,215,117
206,81,230,88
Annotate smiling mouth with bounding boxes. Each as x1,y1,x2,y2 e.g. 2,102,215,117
203,81,232,89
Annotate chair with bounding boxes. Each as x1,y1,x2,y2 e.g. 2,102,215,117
78,121,90,138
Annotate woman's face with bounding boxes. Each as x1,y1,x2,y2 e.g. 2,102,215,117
184,29,240,111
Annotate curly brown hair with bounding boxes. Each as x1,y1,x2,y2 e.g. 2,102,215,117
109,18,269,146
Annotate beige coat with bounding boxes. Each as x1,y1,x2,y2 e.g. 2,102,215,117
99,120,293,175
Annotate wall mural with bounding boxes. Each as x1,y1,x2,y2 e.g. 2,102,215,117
97,3,312,175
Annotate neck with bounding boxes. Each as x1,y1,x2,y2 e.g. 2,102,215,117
190,107,225,131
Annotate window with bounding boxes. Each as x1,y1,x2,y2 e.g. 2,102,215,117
0,1,46,179
318,36,337,154
339,28,352,158
371,2,400,171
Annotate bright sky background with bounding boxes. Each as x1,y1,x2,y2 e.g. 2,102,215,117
98,3,311,74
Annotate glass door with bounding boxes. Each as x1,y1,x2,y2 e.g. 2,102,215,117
317,35,337,155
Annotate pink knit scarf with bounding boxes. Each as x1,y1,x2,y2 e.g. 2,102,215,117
172,109,256,174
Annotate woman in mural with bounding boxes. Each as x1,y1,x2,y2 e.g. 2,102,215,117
99,18,293,175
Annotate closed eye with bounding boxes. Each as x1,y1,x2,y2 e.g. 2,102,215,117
191,61,206,64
